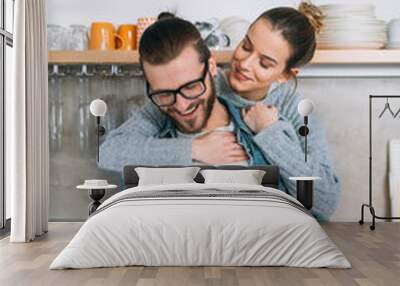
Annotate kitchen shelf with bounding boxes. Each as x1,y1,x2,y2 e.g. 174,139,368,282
48,49,400,65
47,50,232,64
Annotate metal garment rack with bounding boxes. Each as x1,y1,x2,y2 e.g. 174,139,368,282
359,95,400,230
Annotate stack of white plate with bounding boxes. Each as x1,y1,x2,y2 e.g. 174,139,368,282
317,4,387,49
389,140,400,217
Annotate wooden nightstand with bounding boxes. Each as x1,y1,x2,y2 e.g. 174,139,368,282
289,177,320,210
76,181,117,215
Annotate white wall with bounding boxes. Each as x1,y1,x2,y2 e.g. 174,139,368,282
298,78,400,222
47,0,400,26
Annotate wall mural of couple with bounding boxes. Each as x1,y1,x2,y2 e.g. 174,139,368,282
98,2,341,221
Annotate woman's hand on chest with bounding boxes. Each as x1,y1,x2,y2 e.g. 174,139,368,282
241,102,279,133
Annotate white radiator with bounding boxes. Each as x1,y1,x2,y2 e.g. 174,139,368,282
390,139,400,217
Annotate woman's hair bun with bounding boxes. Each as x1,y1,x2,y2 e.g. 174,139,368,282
298,1,324,34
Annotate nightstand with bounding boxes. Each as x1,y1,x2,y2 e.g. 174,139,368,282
76,181,117,215
289,177,320,210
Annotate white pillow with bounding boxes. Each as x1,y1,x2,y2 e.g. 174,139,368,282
200,169,266,185
135,167,201,186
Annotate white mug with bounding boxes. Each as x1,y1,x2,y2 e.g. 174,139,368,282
47,24,68,50
68,25,89,51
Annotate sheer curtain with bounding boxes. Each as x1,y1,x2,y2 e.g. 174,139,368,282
7,0,49,242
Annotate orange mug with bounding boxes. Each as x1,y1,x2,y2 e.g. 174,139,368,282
89,22,125,50
117,24,137,50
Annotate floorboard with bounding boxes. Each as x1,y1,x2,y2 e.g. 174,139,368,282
1,222,399,286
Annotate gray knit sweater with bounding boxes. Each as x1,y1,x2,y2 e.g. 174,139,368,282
99,70,341,221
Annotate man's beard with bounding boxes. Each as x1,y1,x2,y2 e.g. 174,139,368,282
168,78,216,134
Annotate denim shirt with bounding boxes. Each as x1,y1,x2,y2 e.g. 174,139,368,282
156,96,269,166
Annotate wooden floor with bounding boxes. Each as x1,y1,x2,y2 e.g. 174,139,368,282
0,222,399,286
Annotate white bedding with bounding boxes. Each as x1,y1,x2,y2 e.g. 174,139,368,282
50,183,351,269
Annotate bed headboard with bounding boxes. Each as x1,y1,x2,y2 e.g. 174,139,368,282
123,165,280,189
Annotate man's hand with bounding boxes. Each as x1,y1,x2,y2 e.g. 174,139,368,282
192,131,249,164
241,103,279,133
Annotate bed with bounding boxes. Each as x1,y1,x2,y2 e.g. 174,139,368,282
50,165,350,269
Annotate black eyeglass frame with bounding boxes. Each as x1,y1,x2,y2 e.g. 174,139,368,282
146,61,209,107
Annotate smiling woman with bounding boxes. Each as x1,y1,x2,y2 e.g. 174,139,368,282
228,21,291,102
228,1,324,102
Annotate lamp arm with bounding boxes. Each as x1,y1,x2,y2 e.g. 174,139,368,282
305,131,308,163
305,115,308,163
96,117,100,162
298,116,309,163
95,116,106,162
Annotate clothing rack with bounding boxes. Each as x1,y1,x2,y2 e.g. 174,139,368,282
359,95,400,230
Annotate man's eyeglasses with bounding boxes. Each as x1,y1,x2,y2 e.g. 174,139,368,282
146,62,209,107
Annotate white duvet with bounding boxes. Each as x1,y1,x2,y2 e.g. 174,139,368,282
50,183,350,269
